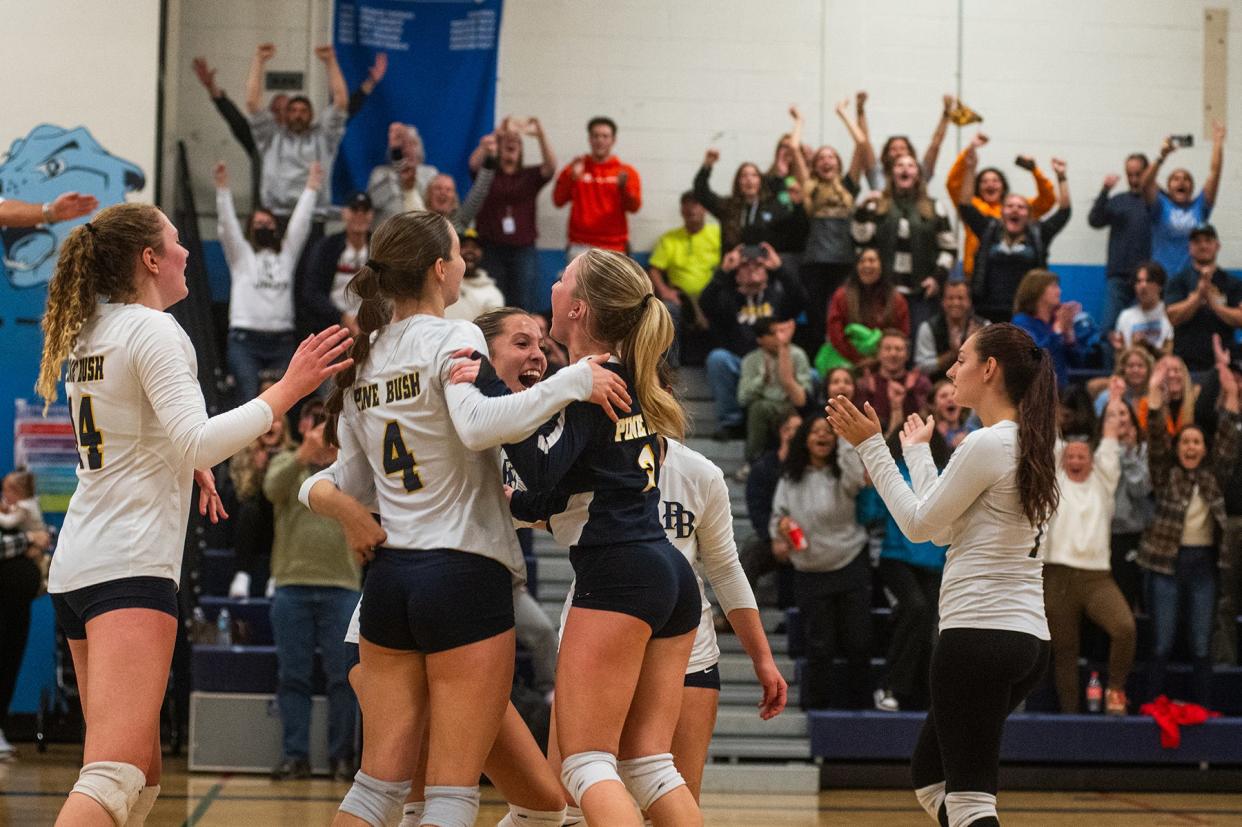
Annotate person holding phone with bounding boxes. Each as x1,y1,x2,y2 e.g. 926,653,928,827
1142,122,1226,278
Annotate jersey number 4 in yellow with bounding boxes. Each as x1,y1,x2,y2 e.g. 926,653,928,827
72,395,105,470
382,421,424,492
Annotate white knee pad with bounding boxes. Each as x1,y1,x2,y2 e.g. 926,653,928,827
560,751,621,806
561,804,586,826
124,784,161,826
422,784,479,827
617,753,685,811
338,770,411,827
72,761,146,825
397,800,424,827
914,781,946,823
496,803,567,826
945,791,997,827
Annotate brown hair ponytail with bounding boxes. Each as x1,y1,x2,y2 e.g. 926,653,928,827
323,210,454,445
971,322,1060,527
37,204,165,410
574,249,686,439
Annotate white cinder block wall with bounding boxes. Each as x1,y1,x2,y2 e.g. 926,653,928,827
168,0,1242,266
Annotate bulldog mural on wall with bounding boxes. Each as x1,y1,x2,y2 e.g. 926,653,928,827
0,124,144,288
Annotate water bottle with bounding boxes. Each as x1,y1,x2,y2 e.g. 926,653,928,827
1085,671,1103,713
217,608,233,647
191,607,208,644
778,509,808,552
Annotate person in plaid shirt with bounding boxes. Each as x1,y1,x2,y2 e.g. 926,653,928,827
1139,334,1242,706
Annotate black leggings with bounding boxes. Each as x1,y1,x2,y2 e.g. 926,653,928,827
912,628,1049,823
0,556,42,730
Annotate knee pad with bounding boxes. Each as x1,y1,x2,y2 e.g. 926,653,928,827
124,784,161,826
560,750,621,806
338,770,411,827
71,761,146,825
497,804,566,826
914,781,946,823
422,784,479,827
616,753,685,810
397,801,424,827
945,791,997,827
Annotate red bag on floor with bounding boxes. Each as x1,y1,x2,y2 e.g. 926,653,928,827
1138,695,1221,748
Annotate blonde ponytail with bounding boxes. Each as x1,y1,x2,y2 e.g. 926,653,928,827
574,249,686,440
37,204,164,410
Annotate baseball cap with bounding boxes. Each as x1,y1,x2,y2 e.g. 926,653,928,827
345,191,373,212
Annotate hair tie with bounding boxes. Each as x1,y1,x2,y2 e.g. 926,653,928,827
84,222,96,235
641,293,655,309
1031,345,1043,361
366,258,383,273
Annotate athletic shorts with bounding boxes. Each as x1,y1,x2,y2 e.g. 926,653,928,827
569,540,700,638
359,547,514,654
51,576,178,640
683,663,721,691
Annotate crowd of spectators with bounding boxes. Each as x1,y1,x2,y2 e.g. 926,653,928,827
185,41,1242,721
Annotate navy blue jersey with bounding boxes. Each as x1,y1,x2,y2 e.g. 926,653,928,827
500,362,666,548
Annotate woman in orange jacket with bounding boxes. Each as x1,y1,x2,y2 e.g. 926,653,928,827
946,133,1058,278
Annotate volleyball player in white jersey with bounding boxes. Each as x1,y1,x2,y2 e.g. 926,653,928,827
305,308,573,827
827,323,1059,827
302,211,629,827
35,204,352,827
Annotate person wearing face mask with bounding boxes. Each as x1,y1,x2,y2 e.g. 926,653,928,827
216,160,323,403
368,122,441,224
1142,123,1226,278
852,153,957,334
915,280,990,382
1139,334,1242,705
946,132,1059,280
443,229,505,322
1088,153,1153,335
957,149,1072,323
1043,388,1135,716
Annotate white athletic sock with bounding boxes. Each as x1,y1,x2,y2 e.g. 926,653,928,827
124,784,161,826
398,800,425,827
561,804,586,826
945,791,997,827
914,781,946,822
496,803,566,826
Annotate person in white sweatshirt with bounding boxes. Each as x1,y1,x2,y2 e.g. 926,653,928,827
1043,387,1136,715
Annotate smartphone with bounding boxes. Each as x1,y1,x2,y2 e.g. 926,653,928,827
1014,156,1035,171
1170,134,1194,148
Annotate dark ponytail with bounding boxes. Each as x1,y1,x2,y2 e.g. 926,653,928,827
323,210,454,445
972,323,1060,527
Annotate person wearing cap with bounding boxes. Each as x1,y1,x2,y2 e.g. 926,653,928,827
1165,223,1242,375
444,229,505,322
299,191,375,337
700,242,807,439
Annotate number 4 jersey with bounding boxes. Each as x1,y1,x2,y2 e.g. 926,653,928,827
328,314,594,580
52,303,273,593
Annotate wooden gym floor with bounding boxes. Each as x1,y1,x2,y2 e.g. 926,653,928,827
3,746,1242,825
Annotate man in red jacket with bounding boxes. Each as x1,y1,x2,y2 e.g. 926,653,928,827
553,116,641,259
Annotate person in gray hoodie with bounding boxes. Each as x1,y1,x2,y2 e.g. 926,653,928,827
771,416,872,709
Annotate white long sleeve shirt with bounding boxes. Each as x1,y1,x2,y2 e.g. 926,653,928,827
856,421,1049,640
51,304,272,592
314,315,593,580
217,186,316,332
557,438,760,673
1044,438,1121,571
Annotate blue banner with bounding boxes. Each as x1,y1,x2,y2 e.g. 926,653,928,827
332,0,503,200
